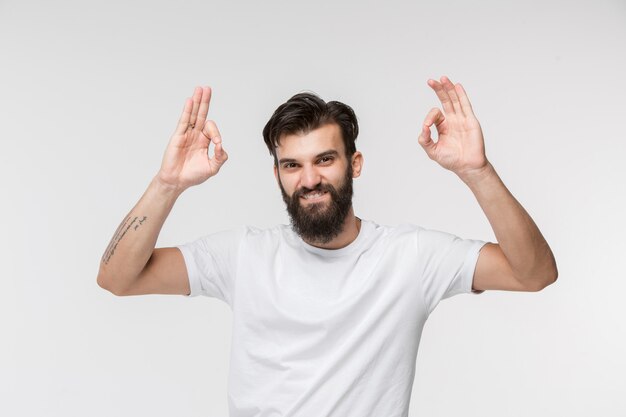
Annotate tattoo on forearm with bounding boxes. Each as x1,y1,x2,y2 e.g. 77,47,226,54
101,215,148,265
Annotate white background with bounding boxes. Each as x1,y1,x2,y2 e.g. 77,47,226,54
1,0,625,416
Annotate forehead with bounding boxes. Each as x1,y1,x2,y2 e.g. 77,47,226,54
276,123,345,161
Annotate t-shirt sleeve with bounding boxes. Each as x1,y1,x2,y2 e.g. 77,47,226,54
416,226,489,315
176,226,248,305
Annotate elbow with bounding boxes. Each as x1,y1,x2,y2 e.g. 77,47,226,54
524,266,558,292
541,257,559,290
544,266,559,289
97,272,128,296
528,252,559,292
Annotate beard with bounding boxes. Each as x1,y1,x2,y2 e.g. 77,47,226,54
278,165,354,245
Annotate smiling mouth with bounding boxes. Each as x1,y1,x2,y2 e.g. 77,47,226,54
300,190,329,202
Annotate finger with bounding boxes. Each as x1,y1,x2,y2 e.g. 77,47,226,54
194,86,212,131
418,124,435,156
214,140,229,164
418,108,446,158
440,76,464,116
202,120,222,146
455,83,475,117
202,120,222,144
423,107,447,135
202,120,228,163
174,98,193,136
188,86,202,130
428,79,455,115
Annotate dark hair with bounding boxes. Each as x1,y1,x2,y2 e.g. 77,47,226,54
262,92,359,165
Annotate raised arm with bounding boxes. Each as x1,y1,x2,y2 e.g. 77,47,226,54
417,76,557,292
97,86,228,296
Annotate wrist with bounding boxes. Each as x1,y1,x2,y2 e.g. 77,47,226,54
152,175,185,199
457,161,497,187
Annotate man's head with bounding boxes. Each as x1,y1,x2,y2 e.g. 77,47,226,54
262,93,363,244
263,92,359,164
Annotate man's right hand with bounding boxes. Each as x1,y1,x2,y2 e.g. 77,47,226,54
156,86,228,193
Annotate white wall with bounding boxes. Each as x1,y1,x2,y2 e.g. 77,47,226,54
1,0,625,415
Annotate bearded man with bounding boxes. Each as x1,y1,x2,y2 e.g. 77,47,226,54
97,76,557,417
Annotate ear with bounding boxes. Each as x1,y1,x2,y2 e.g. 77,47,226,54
351,151,364,178
273,164,279,184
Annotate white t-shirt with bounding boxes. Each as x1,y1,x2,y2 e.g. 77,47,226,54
177,219,488,417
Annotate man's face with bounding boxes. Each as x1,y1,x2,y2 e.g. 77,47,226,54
273,123,361,244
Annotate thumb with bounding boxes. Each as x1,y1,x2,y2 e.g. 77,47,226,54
213,140,229,165
418,124,436,158
418,107,446,159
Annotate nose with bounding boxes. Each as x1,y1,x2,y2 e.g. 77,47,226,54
300,164,322,191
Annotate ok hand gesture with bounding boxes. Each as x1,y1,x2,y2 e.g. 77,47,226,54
157,86,228,192
418,76,488,178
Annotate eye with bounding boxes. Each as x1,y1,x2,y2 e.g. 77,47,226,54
318,156,334,164
283,162,298,169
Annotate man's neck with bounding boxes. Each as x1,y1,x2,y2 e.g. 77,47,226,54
302,208,362,250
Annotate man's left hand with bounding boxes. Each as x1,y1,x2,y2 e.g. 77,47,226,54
418,76,489,179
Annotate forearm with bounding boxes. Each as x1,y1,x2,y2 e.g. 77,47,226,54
460,162,558,285
97,176,182,294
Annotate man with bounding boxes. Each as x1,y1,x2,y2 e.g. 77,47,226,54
97,76,557,416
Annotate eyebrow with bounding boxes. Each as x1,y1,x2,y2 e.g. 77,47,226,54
278,150,340,165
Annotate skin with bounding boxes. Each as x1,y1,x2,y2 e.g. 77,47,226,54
97,86,227,296
271,76,558,292
418,76,558,292
273,123,364,250
98,80,557,296
158,86,228,190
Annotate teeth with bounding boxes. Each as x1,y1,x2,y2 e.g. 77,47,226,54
302,191,325,199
